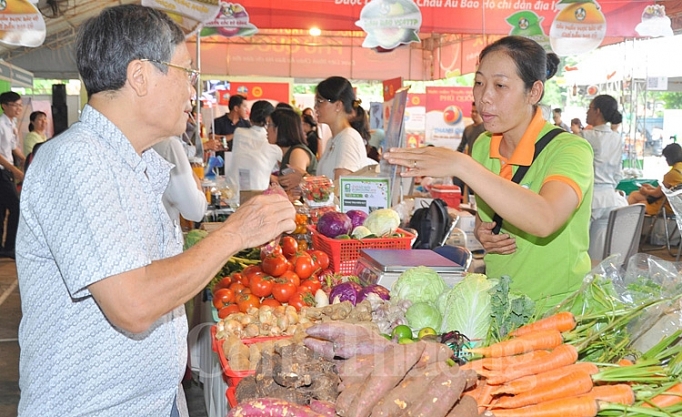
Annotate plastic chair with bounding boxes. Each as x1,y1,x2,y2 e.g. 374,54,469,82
432,245,473,271
601,203,645,266
661,185,682,261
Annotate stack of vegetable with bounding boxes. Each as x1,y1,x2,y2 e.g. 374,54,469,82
315,208,402,240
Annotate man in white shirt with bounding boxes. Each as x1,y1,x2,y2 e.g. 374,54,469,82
0,91,25,259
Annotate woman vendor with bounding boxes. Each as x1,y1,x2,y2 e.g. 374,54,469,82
384,36,594,310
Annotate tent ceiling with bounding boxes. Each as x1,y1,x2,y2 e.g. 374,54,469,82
3,0,682,80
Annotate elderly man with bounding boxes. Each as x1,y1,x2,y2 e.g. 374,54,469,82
15,5,295,416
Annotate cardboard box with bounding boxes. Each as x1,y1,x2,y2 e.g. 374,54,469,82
456,211,476,233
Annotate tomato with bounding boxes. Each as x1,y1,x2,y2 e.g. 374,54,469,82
212,288,235,309
260,298,282,308
212,276,233,293
292,252,315,280
249,273,273,298
279,270,300,287
300,278,321,294
281,236,299,258
229,282,248,295
260,244,283,260
297,239,308,251
261,254,289,277
218,303,240,318
288,290,316,311
236,293,261,313
308,250,330,271
271,281,297,303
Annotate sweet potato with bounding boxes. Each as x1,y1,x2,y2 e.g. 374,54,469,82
226,397,325,416
371,361,443,417
405,368,474,416
333,335,392,358
335,382,364,416
306,321,371,341
336,354,376,386
415,341,455,368
303,337,335,360
309,399,336,417
445,394,478,417
346,342,426,417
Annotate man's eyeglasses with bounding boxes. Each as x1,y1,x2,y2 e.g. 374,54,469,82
4,102,23,108
140,58,200,84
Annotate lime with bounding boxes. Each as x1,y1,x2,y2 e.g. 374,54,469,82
417,327,438,340
381,333,392,341
398,337,415,344
391,324,413,341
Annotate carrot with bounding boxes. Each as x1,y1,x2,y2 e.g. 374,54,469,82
642,382,682,408
480,344,579,385
616,358,634,366
461,350,551,373
475,381,496,414
493,371,594,409
510,311,576,337
492,362,599,396
579,384,635,405
489,396,599,417
467,329,563,358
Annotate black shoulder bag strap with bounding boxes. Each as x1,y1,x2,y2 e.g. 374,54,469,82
492,128,564,234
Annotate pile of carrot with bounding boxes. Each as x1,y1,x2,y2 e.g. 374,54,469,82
461,311,653,417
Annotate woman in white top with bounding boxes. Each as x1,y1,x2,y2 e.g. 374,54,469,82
314,76,368,181
580,94,627,261
23,111,48,156
228,100,282,191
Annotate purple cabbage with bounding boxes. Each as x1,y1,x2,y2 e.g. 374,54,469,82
317,211,353,238
345,210,369,229
329,282,363,305
357,284,391,303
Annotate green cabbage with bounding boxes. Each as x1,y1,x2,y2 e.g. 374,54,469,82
391,266,447,304
405,302,442,331
438,274,497,342
363,208,401,236
184,229,208,250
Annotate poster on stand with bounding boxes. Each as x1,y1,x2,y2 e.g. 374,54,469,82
405,93,426,148
425,86,473,150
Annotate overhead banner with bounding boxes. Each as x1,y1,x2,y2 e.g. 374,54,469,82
201,1,259,38
218,81,290,103
0,0,46,48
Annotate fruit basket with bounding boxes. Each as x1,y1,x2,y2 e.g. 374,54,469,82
309,226,415,274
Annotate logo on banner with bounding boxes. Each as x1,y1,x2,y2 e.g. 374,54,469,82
443,106,462,126
356,0,422,51
201,2,258,38
549,0,606,56
142,0,221,34
505,11,551,52
0,0,46,47
635,4,673,38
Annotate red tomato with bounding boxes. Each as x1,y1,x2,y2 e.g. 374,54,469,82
229,282,248,295
279,271,300,287
281,236,299,258
249,273,273,298
288,290,316,311
218,304,240,318
308,250,330,271
300,279,321,294
212,288,235,309
271,281,297,303
260,298,282,308
292,253,315,280
212,276,233,293
236,293,261,313
261,254,289,277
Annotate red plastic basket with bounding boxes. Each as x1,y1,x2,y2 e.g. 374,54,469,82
226,387,237,408
211,325,290,392
309,226,415,275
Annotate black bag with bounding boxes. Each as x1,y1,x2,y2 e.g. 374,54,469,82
409,198,452,249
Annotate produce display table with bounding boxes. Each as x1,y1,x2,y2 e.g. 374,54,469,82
186,289,228,417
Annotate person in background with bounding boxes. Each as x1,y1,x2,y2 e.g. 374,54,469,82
228,100,282,191
457,102,485,155
152,134,207,225
304,105,332,158
570,117,583,134
23,111,48,156
552,108,570,131
579,94,628,261
301,113,320,158
269,107,317,193
384,36,594,309
367,128,385,162
15,5,295,416
209,94,250,152
0,91,25,260
314,76,369,181
628,143,682,216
